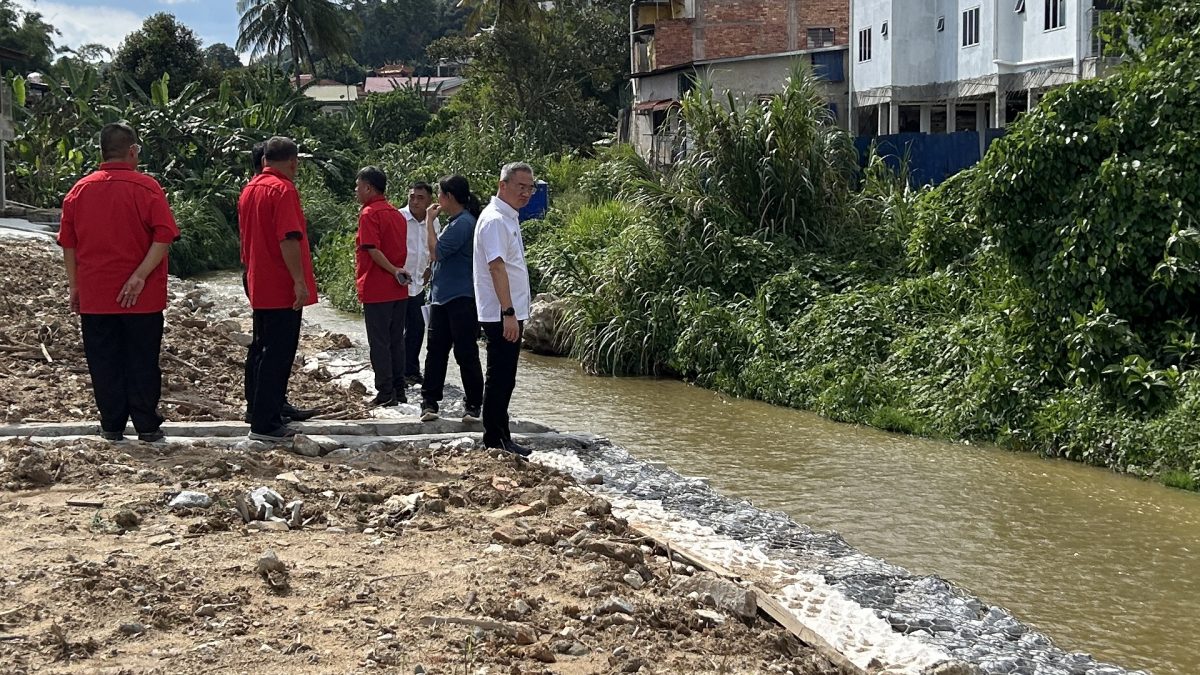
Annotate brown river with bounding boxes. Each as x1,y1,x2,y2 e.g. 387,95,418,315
278,290,1196,674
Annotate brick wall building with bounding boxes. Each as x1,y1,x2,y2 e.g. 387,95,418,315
629,0,852,165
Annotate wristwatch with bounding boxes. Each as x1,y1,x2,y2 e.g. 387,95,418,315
502,307,516,317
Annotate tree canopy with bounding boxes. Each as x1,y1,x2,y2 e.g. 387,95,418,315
205,43,243,71
112,13,209,92
0,0,58,74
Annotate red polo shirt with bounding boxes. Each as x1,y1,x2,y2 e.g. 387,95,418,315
355,195,409,304
237,168,319,310
57,163,179,314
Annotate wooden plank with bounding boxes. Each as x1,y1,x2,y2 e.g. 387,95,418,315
754,589,868,675
65,499,105,508
627,520,867,675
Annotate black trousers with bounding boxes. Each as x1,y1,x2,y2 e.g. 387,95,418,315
363,299,408,398
405,290,426,377
247,308,302,433
481,320,523,448
80,312,165,434
421,296,483,409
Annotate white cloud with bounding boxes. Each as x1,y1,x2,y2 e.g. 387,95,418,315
14,0,144,51
157,0,198,4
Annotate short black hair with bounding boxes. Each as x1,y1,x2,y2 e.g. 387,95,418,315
263,136,298,162
409,181,432,196
100,122,138,161
251,142,265,174
356,166,387,194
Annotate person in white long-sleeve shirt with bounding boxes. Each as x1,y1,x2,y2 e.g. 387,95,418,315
399,182,440,385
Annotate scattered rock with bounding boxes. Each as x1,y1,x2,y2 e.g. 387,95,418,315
523,293,569,356
15,453,53,485
526,644,557,664
623,572,645,590
215,319,240,333
348,380,368,396
596,596,635,616
194,605,219,618
112,509,141,529
674,574,757,621
229,332,254,348
248,520,290,532
181,318,208,330
147,534,177,547
118,622,146,636
584,474,605,486
492,526,532,547
275,472,302,485
621,657,648,672
487,504,537,520
695,609,725,626
552,640,590,657
169,490,212,509
585,540,643,567
582,498,611,517
291,435,323,458
249,487,286,520
256,550,289,589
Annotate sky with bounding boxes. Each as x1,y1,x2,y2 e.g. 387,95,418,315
15,0,243,55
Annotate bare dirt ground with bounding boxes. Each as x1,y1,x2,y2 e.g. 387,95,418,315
0,438,839,674
0,235,839,674
0,237,364,425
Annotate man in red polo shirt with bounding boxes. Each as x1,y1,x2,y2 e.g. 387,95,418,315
354,166,411,407
238,136,319,441
58,122,179,442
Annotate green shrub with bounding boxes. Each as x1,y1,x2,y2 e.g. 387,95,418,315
169,197,240,278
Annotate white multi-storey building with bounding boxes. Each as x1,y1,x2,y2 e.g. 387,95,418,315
850,0,1114,137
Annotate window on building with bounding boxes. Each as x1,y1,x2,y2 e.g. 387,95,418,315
807,27,835,49
678,71,697,99
937,16,945,31
1045,0,1066,29
962,7,981,46
881,21,889,38
858,27,872,62
1015,0,1026,13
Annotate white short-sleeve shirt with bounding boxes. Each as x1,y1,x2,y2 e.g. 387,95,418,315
473,196,531,322
400,205,440,297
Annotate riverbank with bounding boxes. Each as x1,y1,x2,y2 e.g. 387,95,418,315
0,232,839,673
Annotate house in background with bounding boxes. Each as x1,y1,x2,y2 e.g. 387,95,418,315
628,0,851,167
297,75,359,111
851,0,1116,138
361,75,466,109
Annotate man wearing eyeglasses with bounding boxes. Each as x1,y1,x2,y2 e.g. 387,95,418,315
473,162,536,457
58,122,179,442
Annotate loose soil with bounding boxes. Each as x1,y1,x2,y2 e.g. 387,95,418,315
0,234,839,674
0,438,839,674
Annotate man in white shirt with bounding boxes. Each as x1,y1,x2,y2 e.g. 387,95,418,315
473,162,535,457
399,182,436,386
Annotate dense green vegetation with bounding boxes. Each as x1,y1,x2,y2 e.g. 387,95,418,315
4,0,1198,487
526,0,1200,487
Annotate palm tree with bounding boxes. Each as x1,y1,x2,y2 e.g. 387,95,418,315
236,0,355,86
457,0,543,32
